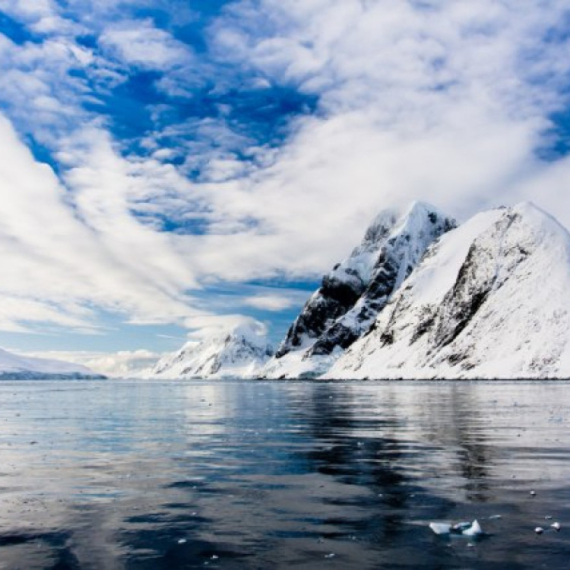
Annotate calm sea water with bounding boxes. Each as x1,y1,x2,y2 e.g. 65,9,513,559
0,379,569,569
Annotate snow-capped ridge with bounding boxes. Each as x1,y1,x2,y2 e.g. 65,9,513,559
262,201,456,378
147,320,273,379
140,200,570,381
328,201,570,379
0,347,103,379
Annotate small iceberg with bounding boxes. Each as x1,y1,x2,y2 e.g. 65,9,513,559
429,520,484,537
462,520,483,536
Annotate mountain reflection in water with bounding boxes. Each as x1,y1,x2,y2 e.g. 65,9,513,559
0,379,568,569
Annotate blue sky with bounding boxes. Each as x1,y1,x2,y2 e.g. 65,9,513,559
0,0,570,369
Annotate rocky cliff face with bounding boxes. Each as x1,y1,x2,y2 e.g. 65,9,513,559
263,202,456,378
328,202,570,379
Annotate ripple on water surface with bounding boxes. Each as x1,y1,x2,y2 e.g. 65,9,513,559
0,379,569,569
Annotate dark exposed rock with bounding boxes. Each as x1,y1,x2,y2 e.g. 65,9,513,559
433,212,532,349
274,202,456,363
275,278,362,357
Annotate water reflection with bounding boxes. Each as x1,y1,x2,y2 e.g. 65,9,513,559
0,380,568,569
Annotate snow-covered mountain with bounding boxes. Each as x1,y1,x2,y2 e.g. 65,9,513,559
262,202,456,378
146,321,273,379
327,202,570,379
0,347,103,379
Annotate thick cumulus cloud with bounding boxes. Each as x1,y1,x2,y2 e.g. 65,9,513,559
196,0,570,251
0,0,569,338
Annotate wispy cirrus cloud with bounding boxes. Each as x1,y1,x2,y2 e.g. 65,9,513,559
0,113,211,333
242,294,298,312
0,0,569,345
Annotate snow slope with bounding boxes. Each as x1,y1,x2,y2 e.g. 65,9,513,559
262,202,456,378
146,321,273,379
0,347,103,379
328,202,570,379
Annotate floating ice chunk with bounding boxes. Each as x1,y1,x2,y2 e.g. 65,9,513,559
429,520,484,537
535,527,544,534
452,522,473,533
551,522,561,531
462,520,483,537
429,522,452,535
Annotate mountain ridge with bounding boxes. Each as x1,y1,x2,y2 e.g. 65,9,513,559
146,200,570,381
145,321,273,379
327,202,570,379
262,201,456,378
0,347,104,379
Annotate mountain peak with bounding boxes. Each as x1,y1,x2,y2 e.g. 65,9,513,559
262,202,456,378
148,320,273,380
328,202,570,379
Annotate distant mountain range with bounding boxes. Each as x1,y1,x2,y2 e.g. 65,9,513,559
0,347,104,379
145,201,570,380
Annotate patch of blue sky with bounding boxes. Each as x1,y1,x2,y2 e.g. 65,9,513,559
244,277,322,292
257,311,302,347
537,111,570,161
0,314,189,353
133,0,236,53
542,14,570,45
524,15,570,161
188,282,315,344
133,211,212,235
0,11,38,44
75,34,98,50
23,134,63,175
96,74,318,163
86,70,164,143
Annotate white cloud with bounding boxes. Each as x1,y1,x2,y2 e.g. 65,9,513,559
183,314,269,341
0,0,56,21
0,114,209,331
0,0,570,343
175,0,570,283
25,349,163,377
242,294,298,311
100,20,193,70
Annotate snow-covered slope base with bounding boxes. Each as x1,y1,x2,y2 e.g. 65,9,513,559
147,322,273,379
0,348,103,379
263,202,456,378
328,203,570,379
